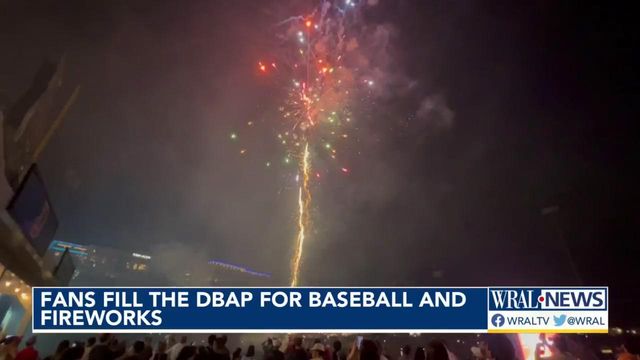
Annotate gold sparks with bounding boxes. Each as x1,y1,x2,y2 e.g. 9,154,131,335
290,142,311,287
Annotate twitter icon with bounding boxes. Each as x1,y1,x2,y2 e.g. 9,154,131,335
554,314,567,326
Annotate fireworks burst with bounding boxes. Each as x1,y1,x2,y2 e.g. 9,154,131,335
245,0,380,285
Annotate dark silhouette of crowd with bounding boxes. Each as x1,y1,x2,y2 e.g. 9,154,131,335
2,333,638,360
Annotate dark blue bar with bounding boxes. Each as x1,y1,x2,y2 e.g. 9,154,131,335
33,287,487,331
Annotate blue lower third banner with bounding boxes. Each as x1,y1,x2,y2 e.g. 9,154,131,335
31,287,608,333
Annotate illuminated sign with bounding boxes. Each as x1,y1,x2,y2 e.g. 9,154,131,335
132,253,151,260
7,165,58,256
49,240,88,256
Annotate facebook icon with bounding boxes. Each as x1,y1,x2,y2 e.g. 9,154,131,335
491,314,505,327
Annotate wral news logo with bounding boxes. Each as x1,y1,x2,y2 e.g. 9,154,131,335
487,287,608,333
490,288,606,310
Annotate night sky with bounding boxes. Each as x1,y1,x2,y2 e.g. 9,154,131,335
1,1,637,323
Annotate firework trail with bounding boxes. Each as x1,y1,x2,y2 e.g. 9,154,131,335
291,142,311,287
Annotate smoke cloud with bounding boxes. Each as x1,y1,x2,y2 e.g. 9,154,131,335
415,95,454,132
